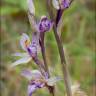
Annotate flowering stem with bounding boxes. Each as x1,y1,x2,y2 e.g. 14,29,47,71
32,57,46,76
56,9,63,26
39,32,50,78
47,1,72,96
53,25,72,96
39,34,55,96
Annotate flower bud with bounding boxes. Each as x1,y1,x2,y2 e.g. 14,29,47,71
38,16,53,32
52,0,71,10
60,0,70,9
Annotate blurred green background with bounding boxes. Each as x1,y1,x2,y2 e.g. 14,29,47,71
0,0,96,96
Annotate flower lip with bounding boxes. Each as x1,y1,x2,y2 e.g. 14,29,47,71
28,79,45,96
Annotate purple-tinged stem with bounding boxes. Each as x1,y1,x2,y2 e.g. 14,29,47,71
32,56,46,76
39,29,54,96
56,9,63,27
32,49,54,96
39,34,55,96
39,32,50,78
56,0,74,26
47,1,72,96
53,25,72,96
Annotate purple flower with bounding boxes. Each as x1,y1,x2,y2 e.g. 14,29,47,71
28,80,45,96
27,0,53,33
61,0,70,9
52,0,71,10
53,0,73,26
38,16,53,33
20,33,38,58
21,69,62,96
11,33,40,67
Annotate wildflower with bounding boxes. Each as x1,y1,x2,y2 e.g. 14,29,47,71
60,0,70,9
52,0,71,10
11,33,39,67
21,69,62,96
27,0,53,33
38,16,53,33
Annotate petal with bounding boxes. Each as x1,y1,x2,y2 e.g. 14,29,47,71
38,83,45,88
60,0,70,9
47,76,62,86
28,84,37,96
32,70,43,79
21,69,43,80
12,52,29,57
27,0,35,15
11,56,31,68
21,69,34,80
20,33,31,51
52,0,60,9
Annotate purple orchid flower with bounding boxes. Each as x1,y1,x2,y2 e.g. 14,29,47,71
38,16,53,33
11,33,40,67
60,0,70,9
21,69,62,96
27,0,53,33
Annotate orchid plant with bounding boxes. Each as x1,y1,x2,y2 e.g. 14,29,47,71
11,32,62,96
11,0,73,96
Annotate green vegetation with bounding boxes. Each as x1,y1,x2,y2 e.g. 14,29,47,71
0,0,95,96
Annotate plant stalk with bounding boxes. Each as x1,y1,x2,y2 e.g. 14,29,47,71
39,32,55,96
39,32,50,78
53,25,72,96
47,1,72,96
